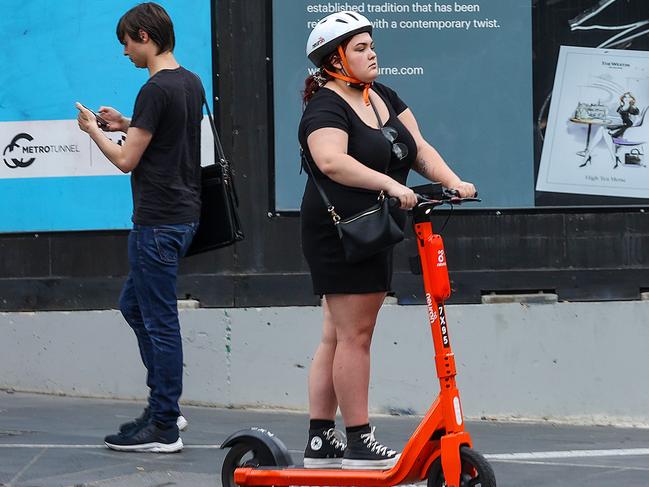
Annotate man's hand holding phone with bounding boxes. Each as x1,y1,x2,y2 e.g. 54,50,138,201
75,103,109,130
75,103,130,133
75,102,103,134
98,106,130,132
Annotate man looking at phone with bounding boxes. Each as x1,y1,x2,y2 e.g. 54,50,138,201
76,2,204,453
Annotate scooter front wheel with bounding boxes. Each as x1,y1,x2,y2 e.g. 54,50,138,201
222,442,279,487
427,446,496,487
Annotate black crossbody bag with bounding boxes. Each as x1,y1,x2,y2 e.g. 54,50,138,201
301,98,404,263
185,86,244,256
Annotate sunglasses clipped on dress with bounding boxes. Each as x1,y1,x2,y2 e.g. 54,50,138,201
380,126,408,160
368,98,408,160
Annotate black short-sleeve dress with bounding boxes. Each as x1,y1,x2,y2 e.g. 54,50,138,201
299,82,418,295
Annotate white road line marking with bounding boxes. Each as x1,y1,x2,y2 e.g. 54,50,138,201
7,447,47,486
485,448,649,460
499,459,649,471
181,444,223,449
0,444,223,449
3,444,649,462
0,444,105,448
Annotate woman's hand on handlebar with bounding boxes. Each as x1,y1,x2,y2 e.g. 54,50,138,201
385,180,417,209
450,181,477,198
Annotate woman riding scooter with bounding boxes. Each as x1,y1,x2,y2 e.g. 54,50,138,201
299,11,475,470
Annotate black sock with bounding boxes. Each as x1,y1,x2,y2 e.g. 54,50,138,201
346,423,370,436
310,419,335,431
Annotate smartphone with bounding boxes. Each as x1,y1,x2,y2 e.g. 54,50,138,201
79,104,109,129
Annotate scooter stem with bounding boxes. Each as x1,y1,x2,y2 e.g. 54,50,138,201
414,211,469,487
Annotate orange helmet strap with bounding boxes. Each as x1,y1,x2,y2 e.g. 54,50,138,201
323,45,372,105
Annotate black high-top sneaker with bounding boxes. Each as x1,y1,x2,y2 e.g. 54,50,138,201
342,426,400,470
303,428,347,468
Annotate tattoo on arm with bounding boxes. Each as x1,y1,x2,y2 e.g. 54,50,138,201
414,156,430,176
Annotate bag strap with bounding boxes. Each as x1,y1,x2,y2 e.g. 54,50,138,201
301,91,387,224
301,149,341,223
368,96,384,128
187,70,228,168
199,89,227,169
191,70,239,204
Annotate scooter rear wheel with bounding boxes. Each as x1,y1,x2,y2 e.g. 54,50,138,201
427,446,496,487
222,442,279,487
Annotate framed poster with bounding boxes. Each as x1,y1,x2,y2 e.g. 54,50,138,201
537,46,649,199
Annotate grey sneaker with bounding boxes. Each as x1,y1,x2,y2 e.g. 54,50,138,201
304,428,346,468
342,426,400,470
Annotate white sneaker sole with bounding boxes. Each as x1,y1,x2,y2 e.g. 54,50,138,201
303,457,343,469
342,453,400,470
177,415,188,431
105,438,184,453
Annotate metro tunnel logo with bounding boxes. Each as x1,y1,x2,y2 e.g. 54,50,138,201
3,132,82,169
3,133,36,168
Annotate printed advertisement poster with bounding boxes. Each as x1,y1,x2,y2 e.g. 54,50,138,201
272,0,534,210
537,46,649,199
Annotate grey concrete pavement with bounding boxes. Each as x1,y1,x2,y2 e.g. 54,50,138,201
2,391,649,486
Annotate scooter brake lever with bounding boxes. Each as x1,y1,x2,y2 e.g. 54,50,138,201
415,193,441,204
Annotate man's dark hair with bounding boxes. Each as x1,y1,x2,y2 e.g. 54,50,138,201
116,2,175,54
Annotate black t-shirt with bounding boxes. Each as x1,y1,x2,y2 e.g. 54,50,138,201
129,66,203,225
299,82,417,227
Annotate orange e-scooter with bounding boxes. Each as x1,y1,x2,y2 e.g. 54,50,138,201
220,184,496,487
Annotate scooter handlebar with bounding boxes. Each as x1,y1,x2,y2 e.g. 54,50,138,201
415,190,480,207
387,189,480,209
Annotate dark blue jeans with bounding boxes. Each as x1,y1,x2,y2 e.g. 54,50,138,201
119,223,197,427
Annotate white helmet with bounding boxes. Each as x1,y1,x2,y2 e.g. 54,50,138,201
306,11,373,67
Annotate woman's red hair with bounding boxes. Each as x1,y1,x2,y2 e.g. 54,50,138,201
302,39,352,105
